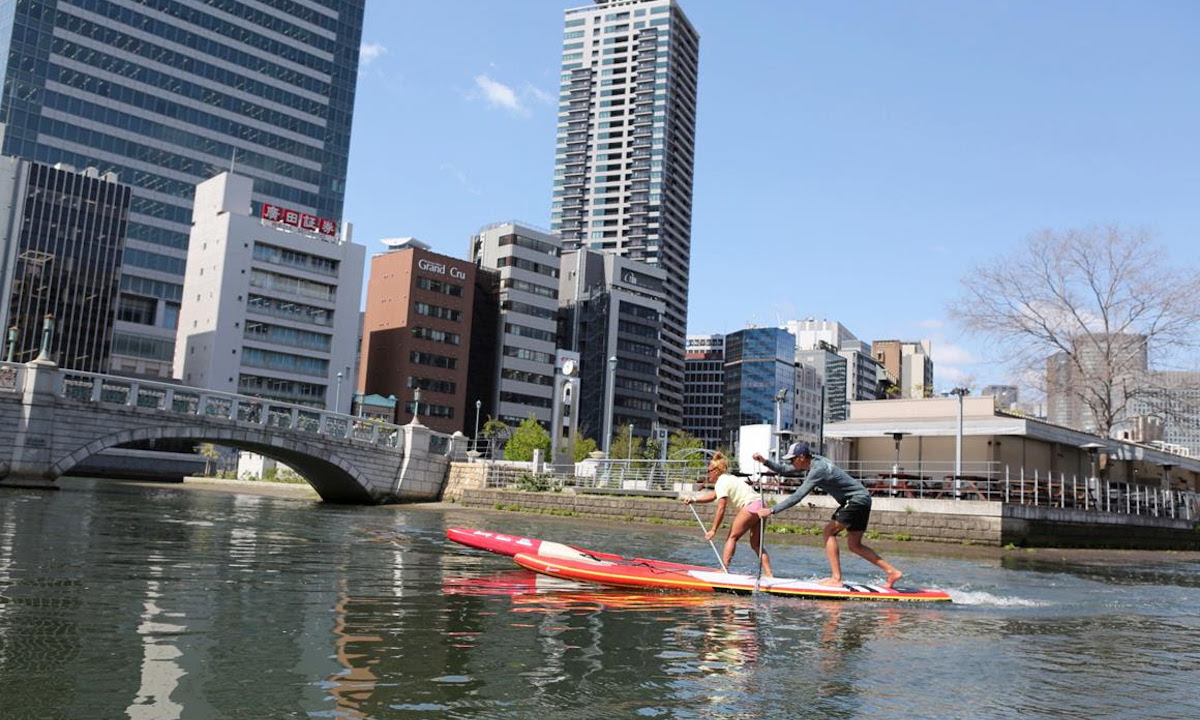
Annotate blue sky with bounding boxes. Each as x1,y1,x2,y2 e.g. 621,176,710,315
343,0,1200,393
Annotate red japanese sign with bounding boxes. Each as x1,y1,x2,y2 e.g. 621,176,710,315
261,203,338,236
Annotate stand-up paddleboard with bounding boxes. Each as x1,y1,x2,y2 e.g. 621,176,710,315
514,552,952,602
446,527,711,572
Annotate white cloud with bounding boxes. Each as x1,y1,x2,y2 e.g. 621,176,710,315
930,340,976,366
474,74,526,114
915,319,944,330
937,365,974,387
439,163,482,196
360,42,388,66
524,83,555,105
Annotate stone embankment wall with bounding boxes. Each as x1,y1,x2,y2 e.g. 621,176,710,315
443,463,1199,550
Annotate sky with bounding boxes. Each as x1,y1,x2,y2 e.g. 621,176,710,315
342,0,1200,395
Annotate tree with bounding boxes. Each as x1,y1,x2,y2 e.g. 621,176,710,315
572,436,599,462
481,416,510,458
504,415,550,462
949,226,1200,437
197,443,220,476
609,424,643,460
664,430,708,474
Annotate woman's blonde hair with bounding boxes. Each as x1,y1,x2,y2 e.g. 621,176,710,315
707,451,728,475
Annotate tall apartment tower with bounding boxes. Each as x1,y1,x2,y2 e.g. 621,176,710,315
0,0,365,378
683,334,724,449
470,222,563,428
0,156,131,370
550,0,700,430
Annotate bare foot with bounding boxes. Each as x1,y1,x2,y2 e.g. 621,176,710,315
817,577,843,587
884,569,903,588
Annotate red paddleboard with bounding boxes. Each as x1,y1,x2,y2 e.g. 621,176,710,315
445,527,710,572
513,553,952,603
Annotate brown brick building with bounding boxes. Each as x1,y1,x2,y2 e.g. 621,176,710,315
358,240,476,434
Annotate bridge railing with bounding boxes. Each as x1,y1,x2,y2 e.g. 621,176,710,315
0,361,24,394
55,370,404,450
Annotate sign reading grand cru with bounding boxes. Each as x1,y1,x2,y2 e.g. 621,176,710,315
260,203,338,237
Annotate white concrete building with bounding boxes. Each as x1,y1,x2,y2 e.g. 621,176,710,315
174,173,364,412
471,221,563,426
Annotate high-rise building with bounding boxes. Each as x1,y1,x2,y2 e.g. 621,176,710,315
357,238,476,434
874,338,934,398
470,221,563,428
785,318,879,404
559,248,666,446
792,359,824,449
797,342,848,424
174,173,363,412
722,327,796,452
550,0,700,430
683,334,723,449
1047,333,1148,434
0,0,365,378
0,156,130,370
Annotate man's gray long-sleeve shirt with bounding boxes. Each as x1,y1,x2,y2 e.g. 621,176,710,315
761,456,871,515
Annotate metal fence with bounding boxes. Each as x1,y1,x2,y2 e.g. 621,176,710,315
476,458,1197,523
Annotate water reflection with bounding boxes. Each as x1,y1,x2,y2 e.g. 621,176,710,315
0,481,1197,720
125,555,186,720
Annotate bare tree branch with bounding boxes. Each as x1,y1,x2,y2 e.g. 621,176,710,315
948,226,1200,437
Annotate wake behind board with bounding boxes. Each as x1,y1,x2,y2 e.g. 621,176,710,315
514,552,952,603
445,527,711,572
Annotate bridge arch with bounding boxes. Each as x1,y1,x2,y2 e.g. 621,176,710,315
51,425,380,503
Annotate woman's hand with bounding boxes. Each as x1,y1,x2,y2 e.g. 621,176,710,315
704,529,716,540
682,496,694,505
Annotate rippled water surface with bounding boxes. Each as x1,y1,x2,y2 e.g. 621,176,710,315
0,479,1197,720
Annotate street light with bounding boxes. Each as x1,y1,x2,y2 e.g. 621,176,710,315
474,399,482,452
627,423,635,461
950,387,969,499
603,356,617,455
334,371,343,412
411,380,422,424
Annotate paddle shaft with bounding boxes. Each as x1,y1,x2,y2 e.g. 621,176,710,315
687,503,728,572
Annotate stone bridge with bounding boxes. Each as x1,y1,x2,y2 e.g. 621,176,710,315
0,358,464,503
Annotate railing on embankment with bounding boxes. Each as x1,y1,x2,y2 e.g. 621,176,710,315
444,460,1199,550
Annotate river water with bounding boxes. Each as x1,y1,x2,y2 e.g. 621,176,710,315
0,478,1196,720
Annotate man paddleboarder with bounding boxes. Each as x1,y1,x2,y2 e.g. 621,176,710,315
753,442,903,589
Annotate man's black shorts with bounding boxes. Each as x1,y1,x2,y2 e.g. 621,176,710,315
832,497,872,532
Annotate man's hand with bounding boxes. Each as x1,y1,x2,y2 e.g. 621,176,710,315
752,452,766,463
756,507,772,519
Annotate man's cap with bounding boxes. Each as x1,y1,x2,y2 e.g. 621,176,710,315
782,442,812,460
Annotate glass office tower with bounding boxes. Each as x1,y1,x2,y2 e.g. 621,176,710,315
0,0,365,378
551,0,700,430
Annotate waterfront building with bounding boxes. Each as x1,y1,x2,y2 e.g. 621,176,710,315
874,339,935,398
174,173,363,412
357,237,476,434
559,248,666,446
469,222,562,428
0,0,365,378
550,0,701,431
722,327,796,454
1046,333,1148,433
0,156,130,370
683,334,724,449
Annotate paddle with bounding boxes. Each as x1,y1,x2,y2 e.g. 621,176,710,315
687,503,728,572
